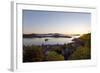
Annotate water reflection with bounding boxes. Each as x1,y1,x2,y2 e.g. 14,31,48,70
23,36,80,46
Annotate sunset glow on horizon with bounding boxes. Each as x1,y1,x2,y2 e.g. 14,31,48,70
23,10,91,35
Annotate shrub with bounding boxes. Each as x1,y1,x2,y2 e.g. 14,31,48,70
68,46,91,60
46,51,64,61
68,33,91,60
23,45,44,62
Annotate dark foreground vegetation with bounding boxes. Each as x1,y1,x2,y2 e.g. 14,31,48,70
23,33,91,62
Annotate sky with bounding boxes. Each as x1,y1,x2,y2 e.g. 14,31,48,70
23,10,91,34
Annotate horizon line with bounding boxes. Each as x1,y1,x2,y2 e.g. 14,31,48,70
23,32,91,35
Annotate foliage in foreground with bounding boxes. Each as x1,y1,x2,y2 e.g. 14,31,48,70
68,46,90,60
23,33,91,62
23,46,44,62
46,51,64,61
68,33,91,60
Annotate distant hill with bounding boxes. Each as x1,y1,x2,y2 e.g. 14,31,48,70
23,33,72,38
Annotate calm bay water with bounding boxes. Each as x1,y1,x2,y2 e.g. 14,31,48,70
23,36,80,46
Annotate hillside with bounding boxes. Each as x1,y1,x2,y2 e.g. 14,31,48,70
68,33,91,60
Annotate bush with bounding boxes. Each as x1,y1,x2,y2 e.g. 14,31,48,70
68,33,91,60
50,46,62,54
68,46,91,60
79,33,91,48
23,45,44,62
46,51,64,61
